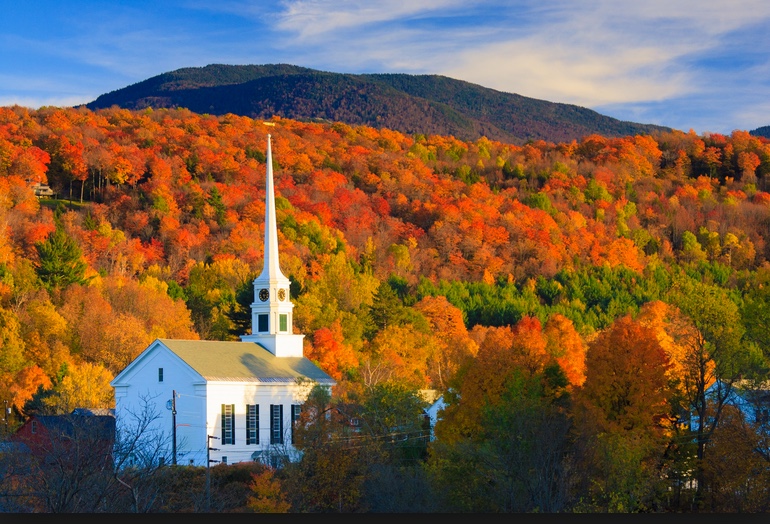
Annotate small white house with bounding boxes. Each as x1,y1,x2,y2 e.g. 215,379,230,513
423,394,446,442
111,135,335,467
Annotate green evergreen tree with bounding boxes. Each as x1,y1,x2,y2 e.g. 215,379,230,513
34,228,89,291
366,280,427,338
207,186,227,227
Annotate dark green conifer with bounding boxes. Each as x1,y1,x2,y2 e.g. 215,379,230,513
34,227,89,291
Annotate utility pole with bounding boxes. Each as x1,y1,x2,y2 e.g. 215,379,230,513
3,400,8,435
171,390,177,466
206,435,219,512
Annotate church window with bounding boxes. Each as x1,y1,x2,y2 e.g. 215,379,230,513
246,404,259,445
258,314,268,332
158,368,163,382
279,314,288,332
221,404,235,445
270,404,283,444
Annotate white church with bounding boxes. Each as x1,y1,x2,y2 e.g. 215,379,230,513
110,135,335,467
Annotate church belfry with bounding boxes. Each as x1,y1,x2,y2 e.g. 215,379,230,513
241,135,304,357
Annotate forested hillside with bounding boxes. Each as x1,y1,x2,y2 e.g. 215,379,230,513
2,104,770,511
85,64,670,143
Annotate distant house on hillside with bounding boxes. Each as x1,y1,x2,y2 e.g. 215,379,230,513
110,136,335,468
31,183,54,197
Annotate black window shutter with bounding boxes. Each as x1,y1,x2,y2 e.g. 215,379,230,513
246,405,251,445
246,404,259,445
221,404,225,442
270,404,284,445
230,404,235,445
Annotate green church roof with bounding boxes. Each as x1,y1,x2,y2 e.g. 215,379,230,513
158,339,335,385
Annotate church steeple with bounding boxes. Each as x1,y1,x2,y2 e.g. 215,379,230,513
259,134,288,284
241,134,304,357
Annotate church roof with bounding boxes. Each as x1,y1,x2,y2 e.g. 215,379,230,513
158,339,335,385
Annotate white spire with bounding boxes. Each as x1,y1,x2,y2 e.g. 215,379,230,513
258,134,288,282
241,134,304,357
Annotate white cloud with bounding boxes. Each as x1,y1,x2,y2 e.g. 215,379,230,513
275,0,468,39
0,94,91,109
442,40,693,106
598,0,770,35
268,0,770,118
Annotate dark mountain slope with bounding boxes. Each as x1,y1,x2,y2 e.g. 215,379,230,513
363,73,665,142
86,64,670,144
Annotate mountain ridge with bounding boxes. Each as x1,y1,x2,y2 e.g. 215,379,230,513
86,63,671,144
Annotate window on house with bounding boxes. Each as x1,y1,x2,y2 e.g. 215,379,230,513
270,404,283,445
222,456,227,465
291,404,301,444
221,404,235,445
158,368,164,382
258,314,269,332
279,314,288,332
159,456,165,466
246,404,259,445
31,420,37,434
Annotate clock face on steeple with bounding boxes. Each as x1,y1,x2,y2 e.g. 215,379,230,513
259,288,269,301
277,288,286,301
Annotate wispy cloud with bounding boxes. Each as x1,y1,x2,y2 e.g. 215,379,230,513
266,0,770,130
275,0,469,38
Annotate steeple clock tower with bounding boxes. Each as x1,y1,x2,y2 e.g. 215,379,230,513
241,135,304,357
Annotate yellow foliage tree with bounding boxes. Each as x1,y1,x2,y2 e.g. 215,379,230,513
18,297,73,377
365,324,438,390
0,307,27,399
42,361,114,414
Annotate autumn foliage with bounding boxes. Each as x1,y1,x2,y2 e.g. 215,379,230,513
1,103,770,511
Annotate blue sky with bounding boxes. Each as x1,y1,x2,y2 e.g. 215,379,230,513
2,0,769,136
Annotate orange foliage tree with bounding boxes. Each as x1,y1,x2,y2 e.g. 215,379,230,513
437,317,551,443
306,319,359,381
573,314,674,512
543,313,587,387
578,314,672,434
413,295,477,391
